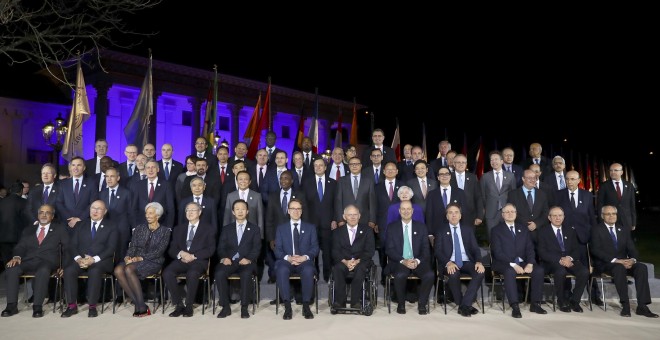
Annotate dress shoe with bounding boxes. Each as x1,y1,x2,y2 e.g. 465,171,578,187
88,308,98,318
61,307,78,318
570,301,583,313
230,299,239,304
283,305,293,320
636,306,659,318
217,307,231,318
269,299,277,305
559,304,572,313
511,304,522,318
470,306,480,315
115,296,124,304
620,304,631,317
182,306,193,317
241,306,250,319
32,310,44,318
457,306,471,317
134,307,151,317
302,304,314,319
530,302,548,314
169,306,185,317
418,307,429,315
396,304,406,314
1,307,18,317
591,296,604,306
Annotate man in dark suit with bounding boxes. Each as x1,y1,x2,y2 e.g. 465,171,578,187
274,198,319,320
157,143,184,188
590,205,658,318
330,205,375,309
99,168,135,259
507,169,550,244
163,202,217,318
61,200,117,318
519,142,552,181
434,203,485,317
1,204,68,318
84,139,116,177
264,131,286,166
260,150,289,207
133,160,176,228
450,154,484,227
597,163,637,231
537,206,588,313
502,147,523,187
397,144,416,182
25,163,59,224
428,140,452,177
375,161,401,284
180,158,221,204
406,160,438,215
249,149,269,193
291,151,313,191
481,151,517,234
209,145,232,186
490,203,547,318
300,137,322,170
56,157,98,232
361,128,396,167
385,200,434,315
335,157,377,229
425,167,466,237
227,142,256,171
326,147,348,181
93,156,114,192
214,199,261,319
178,177,218,230
543,156,567,192
361,148,385,186
0,182,28,270
193,137,219,174
117,144,139,184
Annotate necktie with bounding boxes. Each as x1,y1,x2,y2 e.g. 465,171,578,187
510,226,516,239
91,222,97,239
374,169,379,184
556,229,565,251
259,167,264,188
526,190,534,211
268,148,273,159
535,159,539,165
609,227,617,250
615,181,622,200
495,172,501,191
442,188,448,207
453,227,463,268
198,153,204,158
187,225,195,250
570,192,576,209
195,196,201,204
305,153,310,167
407,160,412,166
336,166,341,180
458,174,464,190
353,176,359,198
37,227,45,245
42,185,50,204
281,191,288,214
141,174,146,180
109,189,115,206
442,158,447,167
220,166,225,184
349,228,356,245
128,163,134,176
100,174,106,191
317,178,323,201
164,161,170,180
298,170,303,184
149,182,155,202
74,179,80,202
240,191,245,201
558,174,565,189
402,224,413,259
293,223,300,255
277,169,282,181
388,181,394,201
237,223,244,244
421,179,427,198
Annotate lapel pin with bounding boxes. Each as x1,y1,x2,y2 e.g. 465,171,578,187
579,201,582,204
618,228,621,231
49,229,53,232
446,232,450,235
51,190,56,193
82,184,87,187
301,230,305,234
247,228,250,231
116,196,120,199
157,183,161,187
100,225,104,229
517,229,521,233
413,231,417,235
564,236,568,239
359,230,363,234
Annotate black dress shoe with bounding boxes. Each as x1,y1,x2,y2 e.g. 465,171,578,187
88,308,98,318
570,302,583,313
559,304,572,313
217,307,231,318
511,304,522,319
241,306,250,319
302,305,314,319
396,304,406,314
61,307,78,318
458,306,471,317
269,299,278,305
591,297,604,306
620,306,631,317
182,306,193,317
530,302,547,314
332,302,345,309
418,307,429,315
470,306,480,315
283,307,293,320
169,307,185,317
636,306,659,318
1,307,19,317
33,310,44,318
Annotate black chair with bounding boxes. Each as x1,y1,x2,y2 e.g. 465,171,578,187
587,245,635,312
384,273,430,314
275,273,319,315
114,270,164,314
489,252,530,313
212,271,260,315
437,271,485,315
166,260,211,315
18,244,64,314
327,262,377,316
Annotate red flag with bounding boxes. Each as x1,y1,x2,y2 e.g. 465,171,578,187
246,82,271,159
243,92,261,147
349,99,358,146
391,119,401,162
475,137,485,179
585,154,592,192
577,153,585,190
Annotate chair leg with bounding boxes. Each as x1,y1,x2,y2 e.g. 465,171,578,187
600,278,606,312
443,278,448,315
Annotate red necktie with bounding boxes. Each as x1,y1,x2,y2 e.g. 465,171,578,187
615,181,622,200
388,181,394,201
37,227,45,245
149,182,155,202
336,166,341,180
220,166,226,184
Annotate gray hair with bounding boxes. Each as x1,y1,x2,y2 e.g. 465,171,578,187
397,185,413,198
145,202,164,217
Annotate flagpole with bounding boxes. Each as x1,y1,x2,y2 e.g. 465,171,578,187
267,76,272,131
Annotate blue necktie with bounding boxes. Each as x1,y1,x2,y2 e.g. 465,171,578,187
442,188,448,208
42,185,50,204
317,178,323,201
510,226,516,240
164,161,170,180
556,229,565,251
609,227,617,250
293,223,300,255
91,221,97,239
281,191,288,214
374,170,379,184
453,227,463,268
559,174,565,189
128,163,134,177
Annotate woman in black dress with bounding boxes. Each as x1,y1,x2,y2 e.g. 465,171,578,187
114,202,171,317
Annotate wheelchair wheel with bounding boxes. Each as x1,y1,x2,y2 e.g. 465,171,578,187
362,303,373,316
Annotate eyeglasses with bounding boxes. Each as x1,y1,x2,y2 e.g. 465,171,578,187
502,210,517,214
438,173,451,176
288,207,302,211
349,163,361,166
610,169,623,172
185,209,200,213
602,212,617,216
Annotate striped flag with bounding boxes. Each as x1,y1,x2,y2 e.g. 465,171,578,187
391,119,401,162
243,92,261,147
307,88,319,153
123,52,153,151
201,66,218,154
62,60,91,161
246,81,271,159
334,108,343,148
349,98,358,146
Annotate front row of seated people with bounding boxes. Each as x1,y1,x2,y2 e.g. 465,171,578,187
2,200,657,320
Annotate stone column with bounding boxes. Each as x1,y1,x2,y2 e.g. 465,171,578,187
93,81,111,140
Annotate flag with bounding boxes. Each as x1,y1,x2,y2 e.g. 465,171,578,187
62,60,91,161
123,53,153,150
307,87,319,153
461,132,468,156
201,66,218,154
246,80,271,159
349,98,358,146
334,108,343,149
293,102,305,153
577,152,585,190
628,164,637,190
421,123,427,162
585,154,593,192
391,118,401,162
474,137,485,179
243,92,261,147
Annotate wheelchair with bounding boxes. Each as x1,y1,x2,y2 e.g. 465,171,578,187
327,261,377,316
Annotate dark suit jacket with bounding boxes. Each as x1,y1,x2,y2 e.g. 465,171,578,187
55,177,98,222
490,221,537,273
217,221,261,262
298,151,322,171
266,147,286,165
396,160,416,182
158,159,184,187
85,158,119,178
302,176,338,234
249,163,269,193
325,162,349,180
265,189,307,242
69,219,117,264
507,186,550,242
450,171,484,225
25,182,60,223
555,189,595,244
520,156,552,181
335,174,377,225
385,220,430,265
434,222,481,267
274,221,319,260
543,171,567,192
537,225,581,265
503,163,523,187
180,175,221,204
195,151,219,174
133,179,176,228
228,157,256,173
117,161,139,184
178,196,218,230
261,166,288,207
100,185,136,237
361,145,396,168
12,222,69,268
291,167,314,191
590,222,638,272
93,172,108,192
362,165,384,186
375,179,402,235
596,179,636,228
331,224,375,264
406,177,438,214
425,186,466,235
0,194,28,243
169,221,216,264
